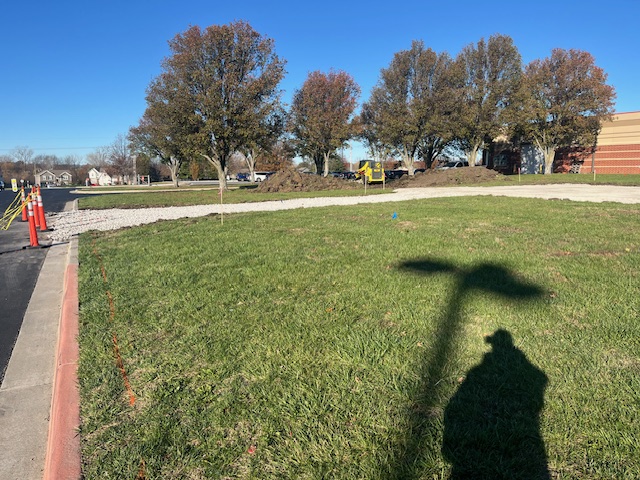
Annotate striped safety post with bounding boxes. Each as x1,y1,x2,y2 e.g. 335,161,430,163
37,186,49,231
31,186,41,229
27,194,40,248
21,187,28,221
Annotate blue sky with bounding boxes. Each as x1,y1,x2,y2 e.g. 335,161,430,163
1,0,638,162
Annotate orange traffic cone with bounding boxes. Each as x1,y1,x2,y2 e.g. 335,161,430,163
37,186,49,231
21,187,28,221
27,195,40,248
31,187,41,228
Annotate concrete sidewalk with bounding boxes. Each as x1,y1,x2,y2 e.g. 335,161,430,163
0,209,80,479
0,241,71,478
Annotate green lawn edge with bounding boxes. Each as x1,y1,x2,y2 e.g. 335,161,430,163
77,195,640,479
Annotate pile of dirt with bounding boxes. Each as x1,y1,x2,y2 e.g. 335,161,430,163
392,167,505,187
254,166,506,193
255,168,360,193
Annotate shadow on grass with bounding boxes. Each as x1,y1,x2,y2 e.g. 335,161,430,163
443,329,550,479
392,259,549,479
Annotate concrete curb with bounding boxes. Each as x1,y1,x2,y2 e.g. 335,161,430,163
43,236,81,480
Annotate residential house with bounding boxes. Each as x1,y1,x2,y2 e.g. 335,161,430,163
87,167,113,186
35,169,73,186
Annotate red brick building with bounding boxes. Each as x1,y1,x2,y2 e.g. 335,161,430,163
585,111,640,174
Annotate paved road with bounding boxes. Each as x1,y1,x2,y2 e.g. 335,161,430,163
0,187,79,383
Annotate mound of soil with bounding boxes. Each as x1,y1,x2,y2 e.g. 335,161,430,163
254,166,505,193
255,168,360,193
392,167,505,187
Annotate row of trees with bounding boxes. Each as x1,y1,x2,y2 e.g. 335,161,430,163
0,146,88,184
0,135,284,186
0,135,175,185
360,37,614,175
125,22,616,186
0,142,124,185
2,24,616,186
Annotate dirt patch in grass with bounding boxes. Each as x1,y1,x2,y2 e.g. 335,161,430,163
393,167,505,187
255,168,360,193
255,166,505,193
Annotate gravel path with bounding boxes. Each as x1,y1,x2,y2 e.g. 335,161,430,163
46,184,640,242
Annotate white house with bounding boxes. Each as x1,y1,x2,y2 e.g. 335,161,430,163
87,168,113,186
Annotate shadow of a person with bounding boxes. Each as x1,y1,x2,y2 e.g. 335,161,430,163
390,260,545,479
442,330,550,480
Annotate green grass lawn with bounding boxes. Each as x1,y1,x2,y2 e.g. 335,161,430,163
497,172,640,186
76,186,390,210
449,172,640,188
77,196,640,479
75,173,640,210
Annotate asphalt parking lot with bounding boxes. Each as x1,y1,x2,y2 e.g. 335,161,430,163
0,188,78,382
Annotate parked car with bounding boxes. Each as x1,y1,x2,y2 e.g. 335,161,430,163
385,169,407,180
436,160,469,170
341,171,356,180
236,172,250,181
253,171,275,182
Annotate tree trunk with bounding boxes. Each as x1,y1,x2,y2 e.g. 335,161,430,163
217,164,228,190
203,154,228,190
323,152,331,177
401,146,415,176
543,147,555,175
169,156,180,188
313,154,323,175
466,143,481,167
244,150,257,181
424,145,436,170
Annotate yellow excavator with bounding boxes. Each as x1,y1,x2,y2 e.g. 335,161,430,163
355,159,385,184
